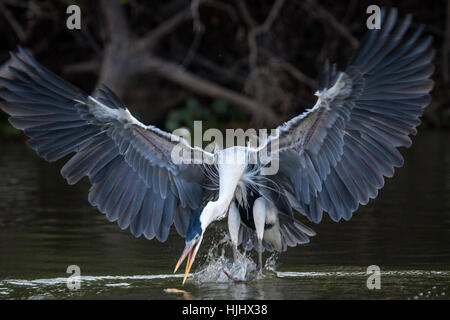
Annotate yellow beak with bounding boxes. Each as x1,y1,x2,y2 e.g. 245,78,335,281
174,241,199,285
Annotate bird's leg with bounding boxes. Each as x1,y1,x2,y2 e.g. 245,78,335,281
253,197,266,274
225,238,263,282
227,201,241,261
232,244,239,262
257,238,263,272
224,198,267,283
222,201,260,282
223,201,244,278
223,239,263,282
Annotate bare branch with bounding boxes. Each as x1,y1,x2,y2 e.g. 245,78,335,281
303,0,359,49
133,0,237,55
170,40,246,85
269,58,318,90
97,0,133,95
63,59,101,75
136,54,281,126
0,1,27,41
248,0,285,69
192,53,247,85
133,9,192,53
95,0,281,126
101,0,129,46
327,0,358,56
182,0,205,67
203,0,238,22
237,0,256,27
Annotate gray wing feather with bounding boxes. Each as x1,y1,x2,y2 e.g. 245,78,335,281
276,8,434,223
0,46,210,241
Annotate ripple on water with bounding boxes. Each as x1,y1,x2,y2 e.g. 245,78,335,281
1,243,449,299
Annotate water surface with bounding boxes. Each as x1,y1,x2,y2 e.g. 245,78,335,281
0,131,449,299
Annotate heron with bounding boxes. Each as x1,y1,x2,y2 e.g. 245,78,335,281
0,8,434,284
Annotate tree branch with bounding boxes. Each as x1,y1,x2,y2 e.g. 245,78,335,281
269,58,318,90
182,0,205,67
303,0,359,49
136,54,281,126
94,0,280,126
248,0,285,70
101,0,129,46
133,9,192,53
237,0,256,27
97,0,134,95
0,1,27,41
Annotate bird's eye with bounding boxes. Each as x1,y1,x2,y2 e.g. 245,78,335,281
195,235,199,241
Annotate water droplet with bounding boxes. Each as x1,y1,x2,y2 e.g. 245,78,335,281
191,240,267,284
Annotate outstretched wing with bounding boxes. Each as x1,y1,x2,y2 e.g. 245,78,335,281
0,47,213,241
275,8,434,223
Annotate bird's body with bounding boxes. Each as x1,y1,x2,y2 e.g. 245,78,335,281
235,189,272,233
0,8,435,283
203,146,314,271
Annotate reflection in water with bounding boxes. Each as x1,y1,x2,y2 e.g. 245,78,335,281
0,131,449,299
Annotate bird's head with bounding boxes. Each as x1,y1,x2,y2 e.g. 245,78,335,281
174,207,204,284
174,199,230,284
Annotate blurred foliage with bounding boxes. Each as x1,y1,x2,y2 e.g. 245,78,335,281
165,98,250,134
0,110,20,139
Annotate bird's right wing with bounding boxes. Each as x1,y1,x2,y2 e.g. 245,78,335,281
0,47,213,241
273,8,434,223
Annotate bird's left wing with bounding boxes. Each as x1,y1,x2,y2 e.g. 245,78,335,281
0,47,213,241
272,8,434,223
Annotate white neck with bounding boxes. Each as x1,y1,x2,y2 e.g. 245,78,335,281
200,147,248,230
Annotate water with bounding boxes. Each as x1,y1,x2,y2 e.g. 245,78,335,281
0,131,449,299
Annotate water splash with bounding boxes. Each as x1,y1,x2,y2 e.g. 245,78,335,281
190,239,279,284
192,246,254,283
264,251,279,272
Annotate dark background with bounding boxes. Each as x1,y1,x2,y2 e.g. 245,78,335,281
0,1,449,301
0,0,449,139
